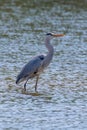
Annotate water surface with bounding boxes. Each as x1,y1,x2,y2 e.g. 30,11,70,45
0,0,87,130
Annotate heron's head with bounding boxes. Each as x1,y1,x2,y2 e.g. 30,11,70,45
46,33,64,40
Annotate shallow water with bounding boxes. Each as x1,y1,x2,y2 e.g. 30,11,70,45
0,0,87,130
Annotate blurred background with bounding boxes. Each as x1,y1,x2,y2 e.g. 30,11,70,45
0,0,87,129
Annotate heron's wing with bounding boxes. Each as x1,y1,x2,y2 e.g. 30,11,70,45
16,55,45,84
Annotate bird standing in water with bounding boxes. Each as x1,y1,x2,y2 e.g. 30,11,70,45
16,33,64,92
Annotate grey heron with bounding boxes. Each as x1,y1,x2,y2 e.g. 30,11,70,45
16,33,64,92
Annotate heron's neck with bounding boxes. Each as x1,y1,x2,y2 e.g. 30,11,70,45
42,37,54,68
45,37,54,55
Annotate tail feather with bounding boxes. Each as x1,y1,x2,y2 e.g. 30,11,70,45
16,75,26,84
16,77,20,84
16,75,22,84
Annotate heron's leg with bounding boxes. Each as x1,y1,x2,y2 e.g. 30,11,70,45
35,76,39,92
24,78,29,91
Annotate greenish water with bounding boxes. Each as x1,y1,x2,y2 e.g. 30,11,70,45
0,0,87,130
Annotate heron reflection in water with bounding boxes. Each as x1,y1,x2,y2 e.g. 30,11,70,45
16,33,64,92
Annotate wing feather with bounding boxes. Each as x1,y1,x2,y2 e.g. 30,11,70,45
16,55,44,84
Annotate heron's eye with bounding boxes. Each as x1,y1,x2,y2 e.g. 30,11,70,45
46,33,52,36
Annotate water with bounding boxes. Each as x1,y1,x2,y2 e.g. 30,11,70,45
0,0,87,129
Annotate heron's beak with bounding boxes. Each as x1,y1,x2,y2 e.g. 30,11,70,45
52,34,64,37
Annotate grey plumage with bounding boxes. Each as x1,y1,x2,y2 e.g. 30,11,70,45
16,55,44,83
16,33,64,92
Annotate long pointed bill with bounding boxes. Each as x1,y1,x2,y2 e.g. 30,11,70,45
52,34,64,37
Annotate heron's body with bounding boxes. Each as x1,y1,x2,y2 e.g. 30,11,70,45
16,33,64,92
16,55,45,83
